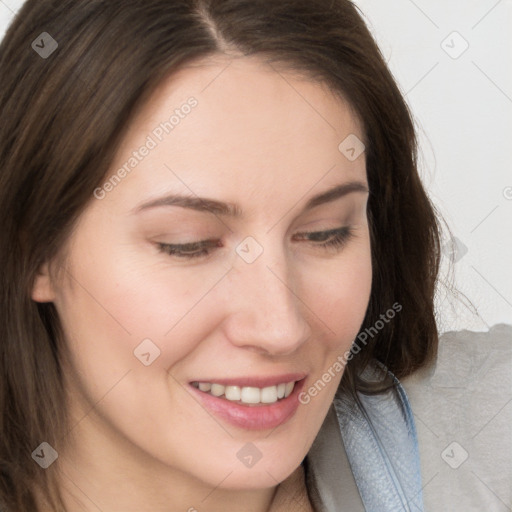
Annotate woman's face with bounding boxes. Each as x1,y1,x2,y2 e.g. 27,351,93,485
33,55,371,495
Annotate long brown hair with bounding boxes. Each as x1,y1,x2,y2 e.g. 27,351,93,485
0,0,443,509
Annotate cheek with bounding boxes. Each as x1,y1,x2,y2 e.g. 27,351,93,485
319,262,371,325
53,241,231,385
309,239,372,343
303,240,372,406
53,255,229,449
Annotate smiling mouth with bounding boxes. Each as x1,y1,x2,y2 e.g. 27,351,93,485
190,380,297,406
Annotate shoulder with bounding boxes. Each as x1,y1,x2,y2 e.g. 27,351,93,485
400,323,512,511
402,322,511,394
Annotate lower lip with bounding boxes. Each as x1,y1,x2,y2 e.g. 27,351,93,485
188,379,305,431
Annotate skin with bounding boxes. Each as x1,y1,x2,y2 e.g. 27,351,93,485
32,55,372,512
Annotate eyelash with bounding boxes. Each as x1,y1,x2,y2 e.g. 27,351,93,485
157,226,355,260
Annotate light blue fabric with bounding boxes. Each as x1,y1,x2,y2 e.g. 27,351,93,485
332,360,424,511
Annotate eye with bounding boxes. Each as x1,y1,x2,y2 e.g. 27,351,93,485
292,226,355,251
157,226,355,260
157,239,222,260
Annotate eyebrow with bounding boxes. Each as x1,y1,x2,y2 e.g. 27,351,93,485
132,181,369,217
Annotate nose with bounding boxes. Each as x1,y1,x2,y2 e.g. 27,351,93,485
222,246,313,356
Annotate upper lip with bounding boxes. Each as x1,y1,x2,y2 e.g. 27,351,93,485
189,373,307,388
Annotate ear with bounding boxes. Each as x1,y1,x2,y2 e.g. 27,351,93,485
31,262,56,303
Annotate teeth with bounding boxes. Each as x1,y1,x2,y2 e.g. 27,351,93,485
225,386,241,401
192,380,297,404
241,387,261,404
261,386,278,403
210,383,225,397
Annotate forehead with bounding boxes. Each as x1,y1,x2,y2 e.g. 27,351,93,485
102,54,366,212
134,54,363,143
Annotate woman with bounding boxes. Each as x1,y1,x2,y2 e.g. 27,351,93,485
1,1,509,511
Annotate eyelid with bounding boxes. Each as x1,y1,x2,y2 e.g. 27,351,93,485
293,226,348,240
174,238,218,247
156,226,355,260
166,238,221,252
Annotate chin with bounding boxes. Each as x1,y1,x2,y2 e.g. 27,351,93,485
215,465,298,491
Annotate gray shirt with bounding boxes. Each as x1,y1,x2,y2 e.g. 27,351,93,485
303,324,512,511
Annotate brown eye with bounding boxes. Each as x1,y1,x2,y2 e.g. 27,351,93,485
157,239,222,259
293,226,354,251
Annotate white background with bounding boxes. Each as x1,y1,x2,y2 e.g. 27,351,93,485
1,0,511,333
